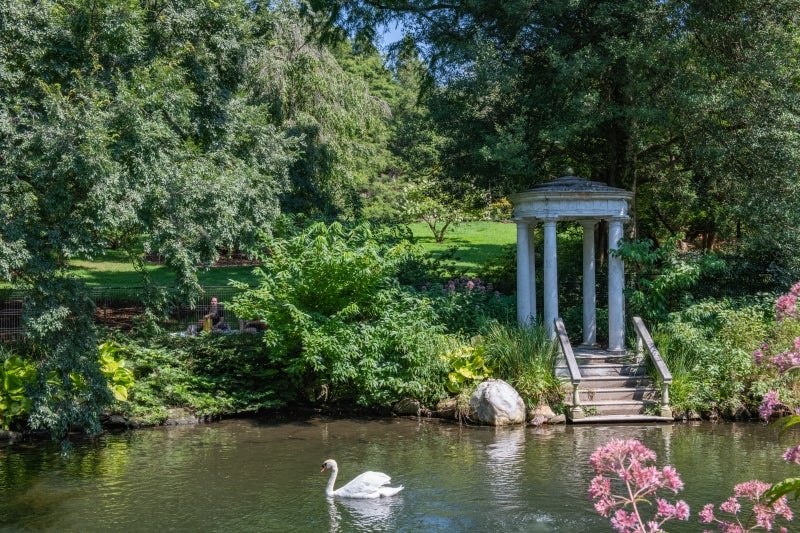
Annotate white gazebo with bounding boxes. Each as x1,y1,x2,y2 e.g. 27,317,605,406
509,175,633,353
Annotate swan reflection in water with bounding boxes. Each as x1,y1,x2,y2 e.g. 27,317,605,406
327,493,404,532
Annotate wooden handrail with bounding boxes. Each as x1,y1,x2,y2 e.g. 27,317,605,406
554,317,584,418
632,316,673,412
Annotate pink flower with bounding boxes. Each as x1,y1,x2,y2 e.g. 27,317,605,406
776,293,797,321
782,445,800,465
720,496,741,514
733,480,770,499
589,439,688,531
699,503,716,523
661,465,684,492
702,479,793,532
760,390,782,420
610,509,639,533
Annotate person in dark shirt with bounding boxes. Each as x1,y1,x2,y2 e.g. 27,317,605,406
199,296,226,332
194,296,229,335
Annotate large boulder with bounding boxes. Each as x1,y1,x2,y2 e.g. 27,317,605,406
469,379,526,426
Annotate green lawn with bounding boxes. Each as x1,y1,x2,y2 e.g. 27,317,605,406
68,249,262,288
407,220,516,275
2,221,515,289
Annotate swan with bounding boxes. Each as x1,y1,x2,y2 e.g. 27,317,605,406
321,459,404,498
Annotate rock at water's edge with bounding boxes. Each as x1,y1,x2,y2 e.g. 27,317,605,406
469,379,526,426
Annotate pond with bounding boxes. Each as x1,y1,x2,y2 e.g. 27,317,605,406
1,417,798,532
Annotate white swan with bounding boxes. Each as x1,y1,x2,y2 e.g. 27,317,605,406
321,459,404,498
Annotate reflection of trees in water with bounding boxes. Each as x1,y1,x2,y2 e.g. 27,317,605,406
327,495,403,532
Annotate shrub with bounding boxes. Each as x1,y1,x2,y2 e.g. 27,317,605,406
422,276,514,334
656,296,775,417
118,333,291,425
616,236,725,324
228,221,450,408
0,352,36,430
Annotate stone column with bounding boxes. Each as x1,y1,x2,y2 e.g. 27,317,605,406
516,222,532,324
607,218,626,353
543,219,558,338
581,220,597,346
527,223,537,321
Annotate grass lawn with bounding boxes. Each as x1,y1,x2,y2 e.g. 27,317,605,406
407,220,516,275
1,221,515,290
68,249,262,288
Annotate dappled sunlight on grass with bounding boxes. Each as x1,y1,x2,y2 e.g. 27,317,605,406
408,221,516,274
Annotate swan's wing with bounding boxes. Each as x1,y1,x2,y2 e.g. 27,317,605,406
335,471,393,498
377,485,404,497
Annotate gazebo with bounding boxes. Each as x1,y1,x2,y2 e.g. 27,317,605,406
509,175,633,353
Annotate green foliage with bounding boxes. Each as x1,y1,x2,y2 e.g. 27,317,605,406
229,221,449,407
97,342,135,402
422,276,514,335
0,0,415,436
117,333,289,425
313,0,800,284
0,338,136,432
478,321,562,408
443,343,492,394
655,296,775,416
616,237,725,324
0,354,36,431
400,179,480,243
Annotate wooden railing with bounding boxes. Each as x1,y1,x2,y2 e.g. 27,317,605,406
554,317,585,419
632,316,673,417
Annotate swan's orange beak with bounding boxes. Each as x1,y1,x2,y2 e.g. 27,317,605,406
320,465,326,472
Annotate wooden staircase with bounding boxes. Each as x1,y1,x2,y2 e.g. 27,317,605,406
555,318,674,423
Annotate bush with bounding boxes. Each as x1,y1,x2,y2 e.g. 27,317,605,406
422,276,514,334
655,296,776,417
228,221,450,408
117,333,291,425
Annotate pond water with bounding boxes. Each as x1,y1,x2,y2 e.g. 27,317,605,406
1,417,798,532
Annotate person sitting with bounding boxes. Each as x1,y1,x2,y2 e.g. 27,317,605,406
197,296,227,332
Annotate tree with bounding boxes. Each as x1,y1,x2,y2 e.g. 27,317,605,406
0,0,396,437
308,0,800,279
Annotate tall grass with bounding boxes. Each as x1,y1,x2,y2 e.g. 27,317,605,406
479,321,563,408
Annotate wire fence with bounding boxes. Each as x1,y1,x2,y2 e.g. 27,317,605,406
0,286,247,341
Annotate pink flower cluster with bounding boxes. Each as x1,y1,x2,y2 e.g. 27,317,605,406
775,281,800,321
754,280,800,375
699,480,793,532
754,340,800,375
759,390,785,421
443,276,492,294
588,439,689,533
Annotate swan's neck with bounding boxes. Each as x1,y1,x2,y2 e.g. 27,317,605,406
325,464,338,497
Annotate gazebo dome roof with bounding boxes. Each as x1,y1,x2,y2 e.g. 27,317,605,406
527,175,630,195
510,175,632,221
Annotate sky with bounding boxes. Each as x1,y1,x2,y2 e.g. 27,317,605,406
378,22,406,52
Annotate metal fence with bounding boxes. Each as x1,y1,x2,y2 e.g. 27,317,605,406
0,286,246,341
